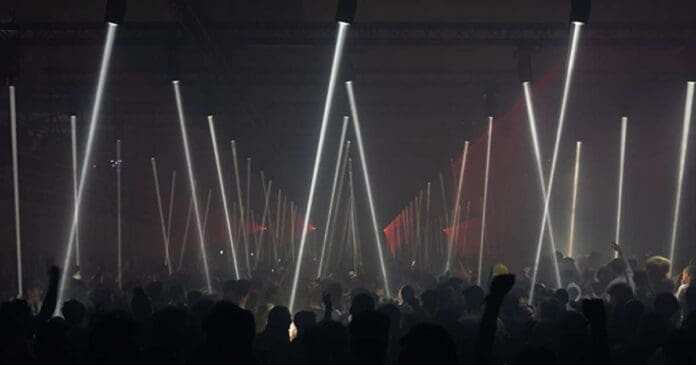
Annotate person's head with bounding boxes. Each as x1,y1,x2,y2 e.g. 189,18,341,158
265,305,291,333
349,310,390,365
463,285,485,314
398,323,457,365
293,310,316,336
681,265,696,286
350,293,376,317
646,256,671,281
230,280,252,308
62,299,86,326
554,289,569,306
420,289,437,314
399,285,416,304
202,301,255,352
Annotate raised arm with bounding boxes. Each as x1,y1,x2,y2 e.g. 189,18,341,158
475,274,514,365
34,266,59,326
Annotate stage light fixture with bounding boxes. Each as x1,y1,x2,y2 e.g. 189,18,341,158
105,0,127,25
570,0,591,24
336,0,357,24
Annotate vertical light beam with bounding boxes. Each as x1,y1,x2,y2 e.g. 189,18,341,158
151,157,173,275
445,142,470,273
477,117,493,286
208,116,241,279
317,116,350,278
178,197,193,270
9,85,22,297
57,23,118,309
116,139,123,287
568,141,582,257
172,81,212,292
346,80,392,298
522,82,562,283
668,81,695,271
529,22,583,301
166,170,177,249
70,116,80,267
231,141,251,277
289,21,349,313
615,117,628,257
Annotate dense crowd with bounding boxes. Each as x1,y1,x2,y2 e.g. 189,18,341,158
1,244,695,365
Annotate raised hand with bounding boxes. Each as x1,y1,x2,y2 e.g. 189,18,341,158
610,241,622,254
490,274,515,299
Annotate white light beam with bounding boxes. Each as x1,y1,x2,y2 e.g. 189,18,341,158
522,82,562,282
57,23,118,310
615,117,628,257
668,81,695,271
477,117,493,286
208,116,241,279
151,157,173,275
9,85,23,297
529,22,583,301
289,21,349,313
445,142,470,273
346,80,392,298
70,116,80,267
317,116,350,278
568,141,582,257
172,81,212,292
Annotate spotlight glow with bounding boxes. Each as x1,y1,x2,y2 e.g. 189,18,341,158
208,116,241,279
346,80,392,298
477,117,493,286
289,21,349,313
522,82,561,283
231,141,251,277
615,117,628,257
568,141,582,257
70,116,80,268
151,157,173,275
9,85,22,297
57,23,118,310
172,80,212,292
668,81,695,271
317,116,350,279
529,22,582,301
445,142,469,273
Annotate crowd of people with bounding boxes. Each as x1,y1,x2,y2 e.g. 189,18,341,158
1,243,695,365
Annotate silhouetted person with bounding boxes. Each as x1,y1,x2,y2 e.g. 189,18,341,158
349,310,390,365
255,306,291,365
192,301,257,365
398,323,456,365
